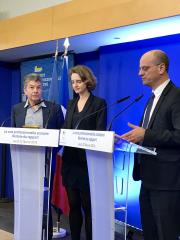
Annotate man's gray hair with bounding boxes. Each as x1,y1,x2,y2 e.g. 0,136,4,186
24,73,42,88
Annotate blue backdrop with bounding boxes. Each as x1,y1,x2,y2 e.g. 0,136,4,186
1,33,180,229
0,62,20,198
75,33,180,229
20,55,74,100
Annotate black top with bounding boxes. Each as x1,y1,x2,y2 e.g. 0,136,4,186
72,106,84,128
62,93,107,189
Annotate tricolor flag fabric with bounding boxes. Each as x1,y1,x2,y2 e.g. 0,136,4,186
49,54,70,216
51,153,69,216
59,56,69,110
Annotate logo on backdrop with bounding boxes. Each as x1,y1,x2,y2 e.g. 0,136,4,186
20,55,73,101
34,66,43,72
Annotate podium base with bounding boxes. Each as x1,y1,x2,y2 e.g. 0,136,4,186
53,227,67,238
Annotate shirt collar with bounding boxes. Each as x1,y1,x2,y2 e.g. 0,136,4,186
24,99,46,108
153,79,170,98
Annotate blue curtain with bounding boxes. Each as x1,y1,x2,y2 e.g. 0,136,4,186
2,32,180,225
0,62,21,199
75,33,180,229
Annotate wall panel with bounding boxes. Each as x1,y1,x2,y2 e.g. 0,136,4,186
0,0,179,50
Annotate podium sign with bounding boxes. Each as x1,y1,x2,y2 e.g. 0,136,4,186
60,129,114,153
0,127,59,240
0,127,59,147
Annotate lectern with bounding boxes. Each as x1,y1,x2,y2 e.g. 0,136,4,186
0,127,60,240
59,129,156,240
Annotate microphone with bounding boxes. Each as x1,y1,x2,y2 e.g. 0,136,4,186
44,101,56,129
1,117,11,127
116,96,130,104
75,96,130,129
107,94,143,131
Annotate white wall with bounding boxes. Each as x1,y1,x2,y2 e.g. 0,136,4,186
0,0,71,20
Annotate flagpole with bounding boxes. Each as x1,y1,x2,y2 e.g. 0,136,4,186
55,40,59,60
63,37,70,57
52,38,70,239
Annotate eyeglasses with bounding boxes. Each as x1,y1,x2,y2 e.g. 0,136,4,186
139,63,162,72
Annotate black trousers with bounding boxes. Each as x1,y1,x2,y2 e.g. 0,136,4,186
140,184,180,240
65,187,92,240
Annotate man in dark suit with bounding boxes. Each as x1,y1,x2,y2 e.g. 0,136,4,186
12,73,64,129
11,73,64,240
120,50,180,240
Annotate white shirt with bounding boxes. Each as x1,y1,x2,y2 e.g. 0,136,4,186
144,79,170,127
24,99,46,128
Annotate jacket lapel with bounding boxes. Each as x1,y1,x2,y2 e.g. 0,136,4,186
148,82,173,128
20,107,27,127
81,93,94,116
66,98,78,129
42,103,50,128
65,94,94,129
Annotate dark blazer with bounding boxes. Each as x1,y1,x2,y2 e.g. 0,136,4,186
11,100,64,129
63,93,107,131
133,81,180,190
62,93,107,188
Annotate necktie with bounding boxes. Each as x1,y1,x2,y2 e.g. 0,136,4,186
142,93,155,129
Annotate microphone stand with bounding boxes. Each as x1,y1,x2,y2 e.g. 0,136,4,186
107,95,143,131
75,96,130,129
44,101,55,129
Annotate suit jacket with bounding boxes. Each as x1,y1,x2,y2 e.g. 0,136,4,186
62,93,107,188
11,100,64,129
63,93,107,131
133,81,180,190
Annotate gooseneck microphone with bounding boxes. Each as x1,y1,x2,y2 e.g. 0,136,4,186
116,96,130,104
1,117,11,127
44,101,56,129
28,99,45,109
75,96,130,129
107,94,143,131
